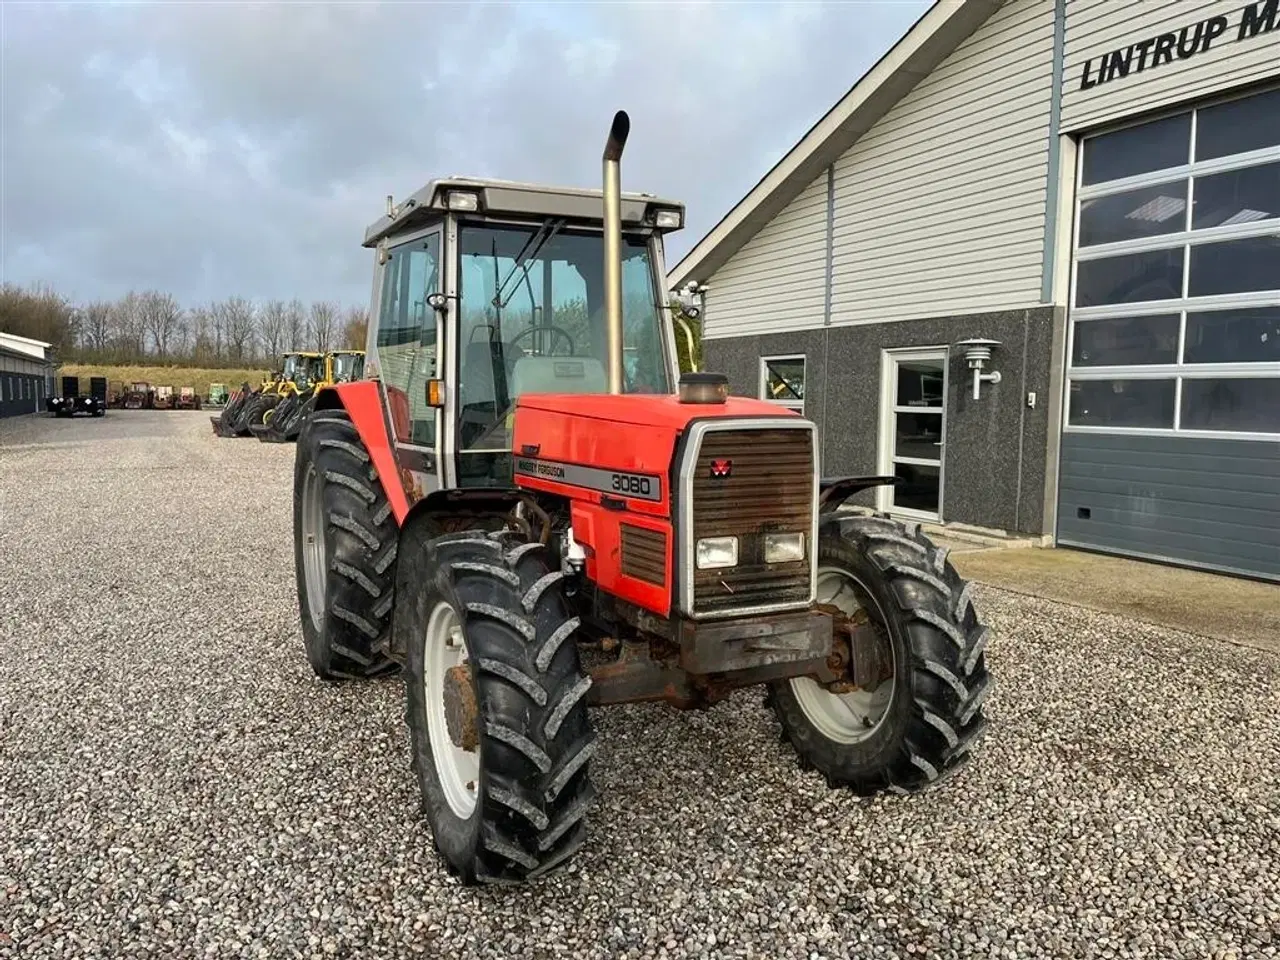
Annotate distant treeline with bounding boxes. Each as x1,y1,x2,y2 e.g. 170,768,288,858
0,282,368,370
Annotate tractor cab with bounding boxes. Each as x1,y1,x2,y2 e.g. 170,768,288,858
281,352,326,391
328,350,365,383
361,176,684,491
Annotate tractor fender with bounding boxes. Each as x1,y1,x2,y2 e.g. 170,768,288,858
399,488,522,539
314,383,411,525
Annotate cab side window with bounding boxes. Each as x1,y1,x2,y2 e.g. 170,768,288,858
377,232,441,446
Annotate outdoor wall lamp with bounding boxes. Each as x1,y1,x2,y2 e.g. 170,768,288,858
669,281,707,372
956,338,1002,400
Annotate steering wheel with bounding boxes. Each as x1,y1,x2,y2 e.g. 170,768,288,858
507,324,576,356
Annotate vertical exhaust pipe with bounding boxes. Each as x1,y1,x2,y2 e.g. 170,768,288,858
602,110,630,395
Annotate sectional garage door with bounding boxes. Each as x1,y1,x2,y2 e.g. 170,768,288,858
1056,84,1280,582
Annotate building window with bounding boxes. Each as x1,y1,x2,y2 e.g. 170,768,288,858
760,355,805,412
1068,84,1280,438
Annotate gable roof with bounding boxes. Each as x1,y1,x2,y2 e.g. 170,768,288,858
667,0,1006,290
0,331,54,362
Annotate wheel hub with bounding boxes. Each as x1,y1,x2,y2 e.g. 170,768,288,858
443,663,479,751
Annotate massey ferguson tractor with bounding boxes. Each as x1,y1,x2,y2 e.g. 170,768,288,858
292,111,991,885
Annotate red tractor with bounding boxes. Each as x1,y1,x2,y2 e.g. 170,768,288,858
293,112,991,885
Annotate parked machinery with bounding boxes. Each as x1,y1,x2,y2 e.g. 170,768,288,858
290,111,992,885
47,375,105,417
123,382,152,410
175,386,202,410
253,349,366,444
207,383,229,407
211,352,324,437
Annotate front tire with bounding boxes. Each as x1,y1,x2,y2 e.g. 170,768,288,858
767,513,991,794
399,526,597,885
292,409,399,680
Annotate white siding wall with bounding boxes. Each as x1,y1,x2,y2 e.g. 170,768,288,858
701,172,828,339
829,0,1056,327
1061,0,1280,132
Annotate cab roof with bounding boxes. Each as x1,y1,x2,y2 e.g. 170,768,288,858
363,176,686,248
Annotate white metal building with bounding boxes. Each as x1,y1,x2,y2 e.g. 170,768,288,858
0,332,57,419
669,0,1279,582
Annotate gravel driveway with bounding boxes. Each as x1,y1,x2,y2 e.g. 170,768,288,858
1,411,1277,960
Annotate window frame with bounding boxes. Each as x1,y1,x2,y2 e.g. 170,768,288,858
1066,82,1280,442
374,225,443,451
758,354,806,413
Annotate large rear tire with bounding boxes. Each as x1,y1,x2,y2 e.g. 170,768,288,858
293,409,399,680
767,513,991,794
399,526,597,885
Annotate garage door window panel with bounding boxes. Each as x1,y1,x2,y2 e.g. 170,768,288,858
1071,314,1179,367
1082,111,1191,186
1068,379,1176,428
1075,249,1184,307
1184,307,1280,364
1191,161,1280,230
1188,235,1280,298
1181,378,1280,432
1079,182,1189,247
1069,85,1280,440
1194,86,1280,162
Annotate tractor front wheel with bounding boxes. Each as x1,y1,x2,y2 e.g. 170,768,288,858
293,409,399,680
399,526,597,885
767,514,991,794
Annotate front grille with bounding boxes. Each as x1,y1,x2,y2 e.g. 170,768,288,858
620,524,667,585
687,425,815,617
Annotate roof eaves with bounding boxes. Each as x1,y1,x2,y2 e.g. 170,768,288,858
666,0,1005,290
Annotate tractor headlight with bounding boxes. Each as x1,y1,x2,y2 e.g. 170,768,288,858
763,532,806,564
696,536,738,570
653,208,682,229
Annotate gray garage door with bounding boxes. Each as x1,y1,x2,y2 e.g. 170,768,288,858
1057,84,1280,582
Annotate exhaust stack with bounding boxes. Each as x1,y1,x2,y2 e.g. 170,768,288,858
602,110,630,395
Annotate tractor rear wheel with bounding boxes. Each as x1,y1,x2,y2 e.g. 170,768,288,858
767,513,991,794
293,409,399,680
399,526,596,885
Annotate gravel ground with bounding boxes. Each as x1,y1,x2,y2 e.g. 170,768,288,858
1,410,1277,960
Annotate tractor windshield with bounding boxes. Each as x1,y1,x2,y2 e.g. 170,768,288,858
455,222,670,451
332,352,364,382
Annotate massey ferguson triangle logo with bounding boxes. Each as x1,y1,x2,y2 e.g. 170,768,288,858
710,459,733,478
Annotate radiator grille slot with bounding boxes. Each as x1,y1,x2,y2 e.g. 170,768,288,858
620,523,667,585
688,426,815,616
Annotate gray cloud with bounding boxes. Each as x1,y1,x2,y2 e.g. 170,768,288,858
2,0,929,310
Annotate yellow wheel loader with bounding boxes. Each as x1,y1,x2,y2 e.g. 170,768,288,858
254,349,366,443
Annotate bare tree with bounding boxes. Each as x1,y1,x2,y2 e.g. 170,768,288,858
340,306,369,350
259,299,288,362
219,296,257,364
111,291,146,359
308,300,338,353
211,301,225,362
285,298,306,350
139,290,183,359
187,305,213,365
81,300,114,356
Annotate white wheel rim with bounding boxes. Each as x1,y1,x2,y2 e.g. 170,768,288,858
789,566,896,745
424,602,480,818
300,462,327,633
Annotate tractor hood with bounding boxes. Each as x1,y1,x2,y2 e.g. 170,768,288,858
515,393,800,431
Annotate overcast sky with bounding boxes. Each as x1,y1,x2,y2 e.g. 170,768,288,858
2,0,930,313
